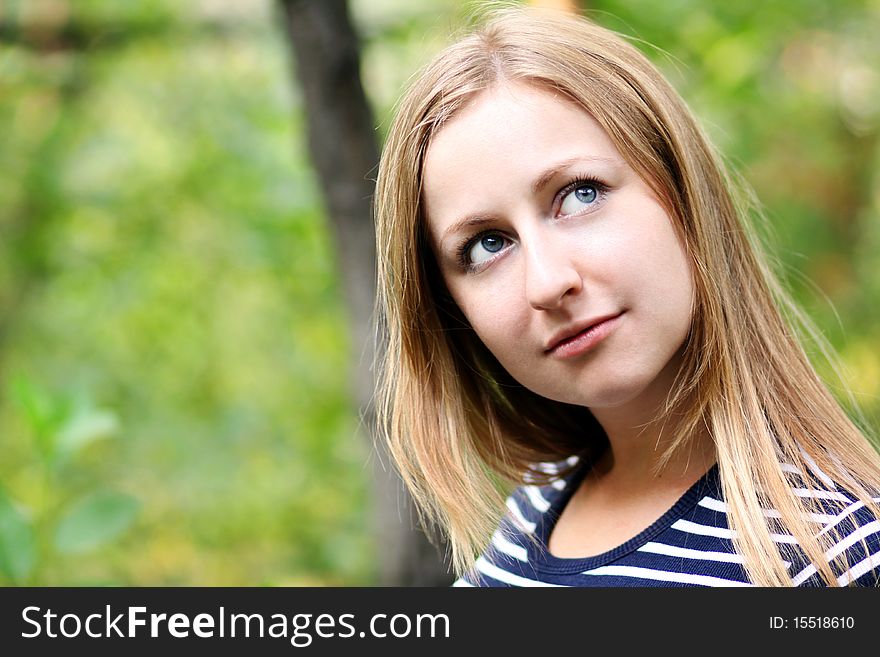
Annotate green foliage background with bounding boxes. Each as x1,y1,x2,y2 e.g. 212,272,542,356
0,0,878,585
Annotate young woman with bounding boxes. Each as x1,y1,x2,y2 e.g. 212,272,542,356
373,7,880,587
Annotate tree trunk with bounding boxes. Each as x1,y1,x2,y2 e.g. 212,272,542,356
278,0,452,586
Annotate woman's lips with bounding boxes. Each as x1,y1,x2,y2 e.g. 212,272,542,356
546,312,624,358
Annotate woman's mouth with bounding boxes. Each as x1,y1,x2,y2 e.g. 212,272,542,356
545,312,624,358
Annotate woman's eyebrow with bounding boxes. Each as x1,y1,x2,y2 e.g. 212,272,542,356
440,215,495,247
438,155,620,248
531,155,618,194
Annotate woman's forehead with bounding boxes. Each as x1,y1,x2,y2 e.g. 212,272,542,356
421,82,625,228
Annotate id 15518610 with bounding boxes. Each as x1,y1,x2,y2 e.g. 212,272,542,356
770,616,855,630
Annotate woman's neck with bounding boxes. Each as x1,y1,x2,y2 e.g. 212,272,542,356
587,354,716,494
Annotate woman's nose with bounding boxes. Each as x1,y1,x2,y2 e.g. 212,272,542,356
523,236,583,311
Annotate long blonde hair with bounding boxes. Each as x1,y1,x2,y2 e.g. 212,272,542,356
374,6,880,585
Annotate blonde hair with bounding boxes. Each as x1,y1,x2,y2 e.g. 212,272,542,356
374,6,880,586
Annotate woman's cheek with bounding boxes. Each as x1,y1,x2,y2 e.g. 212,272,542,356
455,291,523,357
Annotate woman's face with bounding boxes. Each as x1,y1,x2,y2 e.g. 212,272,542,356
422,82,694,414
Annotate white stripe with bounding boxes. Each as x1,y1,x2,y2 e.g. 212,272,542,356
698,496,833,524
769,533,799,545
838,551,880,585
792,488,852,502
491,531,529,562
523,485,551,513
452,578,474,587
638,541,745,564
672,519,734,539
697,496,727,513
672,519,797,545
817,498,880,538
800,449,836,490
823,520,880,562
551,479,567,491
795,510,836,524
780,463,801,475
582,564,753,587
475,556,563,587
506,498,537,534
791,564,817,586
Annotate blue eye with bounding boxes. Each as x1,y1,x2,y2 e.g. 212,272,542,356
466,233,507,265
559,182,599,216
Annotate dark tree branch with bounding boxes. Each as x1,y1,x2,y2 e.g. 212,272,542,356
278,0,452,586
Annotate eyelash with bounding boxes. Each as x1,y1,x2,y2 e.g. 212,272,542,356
454,174,610,272
455,229,504,272
557,174,609,216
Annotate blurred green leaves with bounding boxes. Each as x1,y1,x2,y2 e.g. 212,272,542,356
56,409,120,460
54,490,139,555
0,489,35,583
0,375,136,583
10,375,120,470
0,0,371,586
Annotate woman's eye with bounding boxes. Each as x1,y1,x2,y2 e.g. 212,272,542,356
466,233,508,265
559,182,599,216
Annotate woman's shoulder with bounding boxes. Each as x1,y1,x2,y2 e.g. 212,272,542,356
513,456,585,518
452,456,587,587
453,455,880,587
453,456,600,587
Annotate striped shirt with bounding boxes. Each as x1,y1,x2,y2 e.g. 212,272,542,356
454,458,880,587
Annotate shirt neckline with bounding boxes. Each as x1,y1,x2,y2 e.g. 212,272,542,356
527,461,721,574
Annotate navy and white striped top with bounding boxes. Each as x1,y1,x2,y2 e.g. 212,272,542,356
454,458,880,587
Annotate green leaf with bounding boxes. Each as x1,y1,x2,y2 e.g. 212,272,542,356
9,374,69,465
56,409,120,458
54,491,139,555
0,489,36,583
